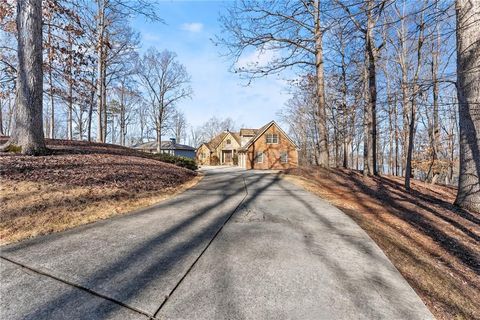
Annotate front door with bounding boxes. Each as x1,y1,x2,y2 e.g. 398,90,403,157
223,150,233,164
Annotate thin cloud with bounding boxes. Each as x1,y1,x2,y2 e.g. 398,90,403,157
180,22,204,33
142,32,161,42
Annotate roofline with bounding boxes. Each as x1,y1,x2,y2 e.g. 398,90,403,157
213,131,240,149
239,121,298,151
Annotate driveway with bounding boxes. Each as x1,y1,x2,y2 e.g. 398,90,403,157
0,167,433,319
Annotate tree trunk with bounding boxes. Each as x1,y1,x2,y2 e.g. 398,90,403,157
427,21,441,183
96,1,105,143
455,0,480,212
405,9,425,191
4,0,46,155
87,73,95,142
156,121,162,153
314,0,329,167
66,32,73,140
47,22,55,139
364,1,377,176
404,99,416,190
394,95,399,176
102,37,108,142
120,81,126,146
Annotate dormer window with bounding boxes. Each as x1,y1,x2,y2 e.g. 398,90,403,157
266,134,278,144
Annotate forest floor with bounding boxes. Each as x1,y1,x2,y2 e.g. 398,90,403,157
0,139,200,245
284,167,480,320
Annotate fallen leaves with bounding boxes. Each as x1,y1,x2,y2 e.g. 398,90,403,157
285,166,480,320
0,139,200,244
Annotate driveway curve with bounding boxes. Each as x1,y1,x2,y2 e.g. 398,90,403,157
0,166,433,319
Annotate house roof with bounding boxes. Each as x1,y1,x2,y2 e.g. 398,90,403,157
203,132,228,151
133,140,195,151
203,131,241,151
238,121,298,151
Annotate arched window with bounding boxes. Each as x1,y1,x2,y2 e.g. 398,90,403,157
226,139,231,144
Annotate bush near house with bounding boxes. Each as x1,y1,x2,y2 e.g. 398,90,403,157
151,153,198,171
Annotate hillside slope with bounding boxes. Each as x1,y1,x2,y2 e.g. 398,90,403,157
0,139,199,244
285,167,479,320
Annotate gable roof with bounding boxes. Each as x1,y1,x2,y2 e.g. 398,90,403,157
203,132,228,151
239,121,298,151
203,131,241,151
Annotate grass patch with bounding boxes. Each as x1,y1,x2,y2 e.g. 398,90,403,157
0,176,202,245
0,139,201,245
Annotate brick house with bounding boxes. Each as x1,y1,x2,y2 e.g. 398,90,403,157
197,131,241,165
197,121,298,169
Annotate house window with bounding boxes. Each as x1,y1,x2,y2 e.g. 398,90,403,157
226,139,231,145
280,151,288,163
266,134,279,144
255,151,264,163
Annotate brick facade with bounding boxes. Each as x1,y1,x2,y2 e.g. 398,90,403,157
239,123,298,170
197,121,298,170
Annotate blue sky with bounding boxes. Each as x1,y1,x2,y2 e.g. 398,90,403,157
132,1,290,129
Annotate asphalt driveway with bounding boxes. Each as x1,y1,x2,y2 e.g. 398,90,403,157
0,166,433,319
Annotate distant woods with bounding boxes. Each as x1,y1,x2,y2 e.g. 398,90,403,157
0,0,191,152
218,0,479,212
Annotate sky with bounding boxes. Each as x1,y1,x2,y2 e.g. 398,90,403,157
132,0,290,129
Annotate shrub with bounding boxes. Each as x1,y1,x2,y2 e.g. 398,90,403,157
150,153,198,171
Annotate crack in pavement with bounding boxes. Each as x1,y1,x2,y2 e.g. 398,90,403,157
0,255,156,319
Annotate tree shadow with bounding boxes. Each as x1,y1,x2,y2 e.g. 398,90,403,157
2,170,277,319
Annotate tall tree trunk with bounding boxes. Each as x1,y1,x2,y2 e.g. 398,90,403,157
67,33,73,140
3,0,46,155
364,0,378,176
47,22,55,139
156,119,162,153
96,0,105,142
87,73,95,142
120,85,126,146
394,95,399,176
455,0,480,212
427,19,441,184
405,9,425,191
314,0,329,167
102,36,108,142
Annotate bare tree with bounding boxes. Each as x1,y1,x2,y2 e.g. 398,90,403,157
90,0,160,143
217,0,329,166
337,0,388,176
405,1,427,191
137,48,192,152
454,0,480,212
1,0,46,154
